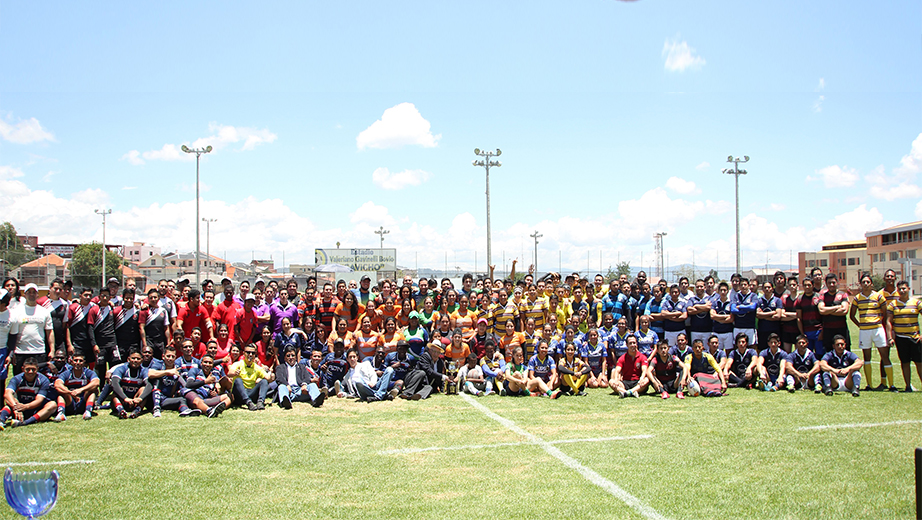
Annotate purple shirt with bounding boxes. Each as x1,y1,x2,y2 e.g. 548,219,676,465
269,302,300,333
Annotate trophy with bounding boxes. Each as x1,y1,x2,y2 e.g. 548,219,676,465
445,360,459,395
4,468,59,519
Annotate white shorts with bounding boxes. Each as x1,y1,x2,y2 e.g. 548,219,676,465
690,332,711,347
664,330,683,347
734,328,756,346
858,327,887,350
714,332,734,352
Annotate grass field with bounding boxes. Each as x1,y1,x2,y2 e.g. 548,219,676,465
2,337,922,519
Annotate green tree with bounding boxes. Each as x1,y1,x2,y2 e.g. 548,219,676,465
615,261,631,278
71,242,123,290
0,221,37,269
870,273,885,291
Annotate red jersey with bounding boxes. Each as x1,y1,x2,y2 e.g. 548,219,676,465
235,307,259,345
616,352,648,381
178,304,213,341
211,300,241,340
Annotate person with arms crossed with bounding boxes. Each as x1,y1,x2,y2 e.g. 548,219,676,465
850,273,893,391
710,282,735,352
885,280,922,392
817,273,851,357
0,288,22,388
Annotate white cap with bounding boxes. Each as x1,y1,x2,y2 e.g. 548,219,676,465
24,283,39,292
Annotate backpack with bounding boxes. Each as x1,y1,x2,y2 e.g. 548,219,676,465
693,373,723,397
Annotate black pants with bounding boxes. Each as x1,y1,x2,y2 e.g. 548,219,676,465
400,369,435,399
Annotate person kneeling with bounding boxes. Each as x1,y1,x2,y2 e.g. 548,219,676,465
275,347,325,408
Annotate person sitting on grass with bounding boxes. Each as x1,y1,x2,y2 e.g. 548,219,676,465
110,349,153,419
527,340,561,398
784,334,822,393
819,335,863,397
321,339,350,398
344,347,397,402
681,338,726,397
479,340,505,394
181,354,232,417
228,344,272,410
1,357,57,430
557,342,590,396
381,341,413,393
399,339,450,400
151,346,188,417
459,353,489,395
274,346,325,409
501,347,531,396
53,351,99,421
705,334,729,374
647,339,684,400
609,335,650,398
725,333,759,389
756,333,786,392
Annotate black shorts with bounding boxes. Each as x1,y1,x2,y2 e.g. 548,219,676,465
823,328,850,352
74,343,97,365
782,330,799,345
622,380,639,390
12,352,48,375
895,336,922,364
662,380,679,393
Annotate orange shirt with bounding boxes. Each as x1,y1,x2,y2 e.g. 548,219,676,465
499,332,526,362
334,302,366,331
354,331,382,359
444,342,471,365
451,310,476,342
381,331,405,354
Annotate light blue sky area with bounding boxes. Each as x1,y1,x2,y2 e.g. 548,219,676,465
1,1,920,274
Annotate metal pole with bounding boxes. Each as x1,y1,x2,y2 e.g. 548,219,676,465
485,161,491,270
530,230,542,275
101,213,106,289
195,153,200,287
735,171,740,274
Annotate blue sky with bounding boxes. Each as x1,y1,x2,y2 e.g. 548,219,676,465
2,1,920,276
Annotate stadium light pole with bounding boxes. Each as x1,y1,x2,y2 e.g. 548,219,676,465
722,155,749,275
95,208,111,289
182,144,213,287
473,148,502,270
530,230,542,275
202,218,217,273
375,226,389,249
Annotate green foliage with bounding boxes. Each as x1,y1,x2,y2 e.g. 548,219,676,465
71,242,123,290
0,221,37,269
870,273,886,291
603,261,631,284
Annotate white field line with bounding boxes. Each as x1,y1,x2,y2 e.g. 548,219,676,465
461,393,670,520
379,434,654,455
4,459,96,467
796,419,922,431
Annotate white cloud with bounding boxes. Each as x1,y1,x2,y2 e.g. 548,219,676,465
869,183,922,201
813,78,825,113
770,203,786,211
739,204,887,255
817,78,825,90
810,165,858,188
662,36,705,72
42,171,58,182
121,123,277,165
350,201,397,227
356,103,440,150
695,162,710,171
178,181,211,193
916,199,922,219
665,176,700,195
122,186,138,191
71,188,109,205
0,165,24,179
0,116,55,144
897,132,922,175
371,167,432,190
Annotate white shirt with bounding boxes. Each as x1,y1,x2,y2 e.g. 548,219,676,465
15,303,53,355
345,361,378,395
0,307,22,351
286,363,298,386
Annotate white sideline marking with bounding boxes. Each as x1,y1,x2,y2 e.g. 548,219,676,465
5,459,96,467
796,419,922,431
379,434,654,455
461,394,670,520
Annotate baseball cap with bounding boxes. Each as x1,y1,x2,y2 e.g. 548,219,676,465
408,310,420,320
360,275,371,282
477,318,488,325
107,277,120,285
244,294,256,302
396,340,409,350
333,338,345,347
24,283,39,292
221,277,232,284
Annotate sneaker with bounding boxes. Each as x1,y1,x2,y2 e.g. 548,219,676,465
179,408,194,417
889,386,899,393
0,422,5,431
787,384,796,394
766,383,776,392
499,389,507,396
128,409,142,419
333,381,342,396
823,385,833,396
754,380,765,391
410,393,422,400
550,390,562,399
53,413,66,423
152,409,162,418
279,395,292,410
676,391,685,399
661,391,669,400
118,409,128,420
312,393,326,407
578,390,588,396
83,411,93,421
618,391,627,399
903,386,914,393
9,419,22,428
874,383,887,392
852,388,860,397
207,401,227,418
97,403,112,411
365,395,381,402
387,388,400,400
320,387,329,398
814,386,823,394
863,385,874,392
255,401,266,410
247,401,258,411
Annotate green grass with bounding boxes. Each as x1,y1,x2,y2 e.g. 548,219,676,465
2,328,921,520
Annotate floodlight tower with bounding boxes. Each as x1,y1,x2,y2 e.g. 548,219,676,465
473,148,502,270
722,155,749,275
182,144,213,287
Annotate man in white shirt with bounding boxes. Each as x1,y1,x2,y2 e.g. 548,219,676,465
12,284,54,375
274,346,325,408
343,347,397,402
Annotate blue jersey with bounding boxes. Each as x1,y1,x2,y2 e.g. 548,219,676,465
527,354,556,382
732,292,758,329
643,298,666,334
822,350,859,370
660,297,687,332
686,295,713,333
759,348,786,379
583,340,607,374
786,349,817,373
669,346,693,363
757,295,783,335
711,298,734,334
174,356,201,377
188,366,223,399
143,358,166,371
634,329,659,356
707,348,727,364
607,331,631,359
322,352,349,382
382,352,414,382
110,364,150,397
728,348,758,378
155,366,182,398
6,373,51,404
58,367,99,392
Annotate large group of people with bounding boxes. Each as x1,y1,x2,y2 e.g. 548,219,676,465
1,263,920,429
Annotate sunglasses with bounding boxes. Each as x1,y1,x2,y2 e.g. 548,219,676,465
245,351,257,356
